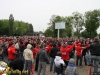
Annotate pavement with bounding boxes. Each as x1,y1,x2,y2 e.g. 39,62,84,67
33,63,89,75
4,56,89,75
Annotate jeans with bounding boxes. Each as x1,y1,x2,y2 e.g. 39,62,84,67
24,60,32,75
85,55,93,65
8,59,15,68
82,54,87,65
37,61,46,75
76,56,82,66
85,54,100,72
47,54,50,63
50,57,55,72
55,72,63,75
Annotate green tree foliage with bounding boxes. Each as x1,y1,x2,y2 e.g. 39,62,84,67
44,27,53,37
0,20,9,35
45,10,100,38
26,24,34,35
45,15,66,37
14,21,29,35
64,16,73,38
0,19,34,36
84,9,100,38
14,21,34,36
71,12,84,38
45,15,74,38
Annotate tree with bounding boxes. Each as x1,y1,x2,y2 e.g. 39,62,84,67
45,15,65,37
0,20,9,35
64,16,73,38
29,24,34,33
0,20,4,35
0,19,34,36
44,27,53,37
26,24,34,35
71,12,84,38
9,14,14,36
84,9,100,38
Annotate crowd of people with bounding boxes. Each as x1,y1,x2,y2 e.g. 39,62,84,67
0,36,100,75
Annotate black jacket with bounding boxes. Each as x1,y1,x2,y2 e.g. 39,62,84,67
89,41,100,56
19,44,25,52
50,47,59,58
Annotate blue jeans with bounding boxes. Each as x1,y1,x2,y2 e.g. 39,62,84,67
24,60,32,75
50,57,54,72
55,72,63,75
85,54,100,72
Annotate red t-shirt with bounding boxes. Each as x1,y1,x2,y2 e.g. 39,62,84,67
45,45,52,54
32,47,40,58
75,44,87,56
8,46,16,59
60,45,74,60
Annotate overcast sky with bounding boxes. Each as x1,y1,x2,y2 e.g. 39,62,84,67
0,0,100,33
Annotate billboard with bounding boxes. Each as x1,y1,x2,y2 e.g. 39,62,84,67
55,22,65,29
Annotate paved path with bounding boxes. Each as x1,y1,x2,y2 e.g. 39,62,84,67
33,63,89,75
4,56,89,75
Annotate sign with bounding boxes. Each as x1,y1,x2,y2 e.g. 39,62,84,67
55,22,65,29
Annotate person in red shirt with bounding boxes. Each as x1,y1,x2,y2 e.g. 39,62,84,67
33,44,40,71
60,43,74,67
75,42,88,67
45,43,52,54
8,42,17,68
32,45,40,59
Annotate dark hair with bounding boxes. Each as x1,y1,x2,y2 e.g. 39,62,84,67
0,47,2,51
12,58,24,72
20,41,23,44
52,43,56,47
40,44,44,48
94,37,99,41
9,42,14,47
56,51,62,56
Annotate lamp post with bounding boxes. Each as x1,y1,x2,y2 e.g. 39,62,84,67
9,14,14,36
